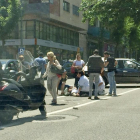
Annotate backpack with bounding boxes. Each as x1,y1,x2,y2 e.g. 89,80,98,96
87,55,104,73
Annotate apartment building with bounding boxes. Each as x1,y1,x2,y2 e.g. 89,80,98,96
0,0,88,62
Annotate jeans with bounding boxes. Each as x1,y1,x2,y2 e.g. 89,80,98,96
89,73,99,97
107,71,116,94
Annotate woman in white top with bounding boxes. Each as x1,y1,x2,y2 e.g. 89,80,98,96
72,53,85,88
76,70,89,96
42,52,62,105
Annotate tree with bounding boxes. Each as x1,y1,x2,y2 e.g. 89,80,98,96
80,0,140,52
0,0,20,56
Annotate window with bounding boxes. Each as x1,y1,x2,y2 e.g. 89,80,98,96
73,5,79,16
63,1,70,12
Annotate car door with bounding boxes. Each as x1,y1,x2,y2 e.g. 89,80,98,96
115,60,124,83
122,60,139,83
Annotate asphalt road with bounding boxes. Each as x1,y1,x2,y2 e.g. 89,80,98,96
1,79,140,140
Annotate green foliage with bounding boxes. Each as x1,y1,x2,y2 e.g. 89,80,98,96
80,0,140,49
0,0,20,41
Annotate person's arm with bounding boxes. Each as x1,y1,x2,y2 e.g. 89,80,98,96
54,60,62,69
78,87,82,94
104,61,109,67
44,59,47,68
114,60,118,67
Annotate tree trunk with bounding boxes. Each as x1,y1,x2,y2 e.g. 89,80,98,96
0,39,5,59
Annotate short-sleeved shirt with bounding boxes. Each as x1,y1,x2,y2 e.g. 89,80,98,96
107,57,116,72
78,75,89,92
35,57,46,74
73,60,85,67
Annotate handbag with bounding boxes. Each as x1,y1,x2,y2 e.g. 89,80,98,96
50,65,64,74
71,66,75,73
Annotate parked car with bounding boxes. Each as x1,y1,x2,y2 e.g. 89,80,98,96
0,59,19,78
83,58,140,85
63,61,73,76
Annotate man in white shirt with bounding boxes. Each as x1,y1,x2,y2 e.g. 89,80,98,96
93,75,105,95
76,71,89,96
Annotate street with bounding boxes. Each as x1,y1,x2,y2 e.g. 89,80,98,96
0,78,140,140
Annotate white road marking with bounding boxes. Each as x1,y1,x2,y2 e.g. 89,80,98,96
48,88,140,116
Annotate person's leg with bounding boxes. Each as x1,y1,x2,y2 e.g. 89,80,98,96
51,76,59,103
92,83,95,95
112,71,116,95
57,78,61,94
94,73,99,97
47,77,54,100
89,73,94,98
107,72,113,95
61,82,66,94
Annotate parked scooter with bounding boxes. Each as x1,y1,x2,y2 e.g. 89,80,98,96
0,51,47,124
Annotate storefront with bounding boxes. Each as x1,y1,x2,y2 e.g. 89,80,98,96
0,39,82,64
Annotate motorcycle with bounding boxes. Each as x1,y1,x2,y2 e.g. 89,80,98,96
0,51,47,124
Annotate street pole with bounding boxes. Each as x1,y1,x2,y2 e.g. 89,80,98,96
20,0,23,48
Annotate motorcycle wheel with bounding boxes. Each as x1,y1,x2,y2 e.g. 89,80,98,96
39,105,47,116
0,106,14,124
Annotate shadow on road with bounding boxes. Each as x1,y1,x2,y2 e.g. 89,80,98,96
0,115,48,130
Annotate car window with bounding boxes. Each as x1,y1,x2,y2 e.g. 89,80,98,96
116,60,124,69
123,60,137,69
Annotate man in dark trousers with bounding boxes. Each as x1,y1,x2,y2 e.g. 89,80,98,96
104,51,118,96
35,52,47,75
87,49,104,100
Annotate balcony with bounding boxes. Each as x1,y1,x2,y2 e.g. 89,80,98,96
88,27,110,40
23,3,50,15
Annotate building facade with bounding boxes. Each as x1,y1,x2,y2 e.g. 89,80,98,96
0,0,88,63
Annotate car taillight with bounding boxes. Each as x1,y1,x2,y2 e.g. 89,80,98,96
0,85,7,91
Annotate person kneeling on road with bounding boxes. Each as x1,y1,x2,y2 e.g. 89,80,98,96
76,70,89,97
93,75,105,95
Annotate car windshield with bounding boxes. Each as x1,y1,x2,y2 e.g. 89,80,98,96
0,60,7,69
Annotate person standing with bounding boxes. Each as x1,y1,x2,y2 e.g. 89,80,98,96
87,49,104,100
72,53,85,88
104,51,118,96
35,52,47,75
42,52,62,105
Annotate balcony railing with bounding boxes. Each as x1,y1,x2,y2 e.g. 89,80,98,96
23,3,50,15
88,27,110,39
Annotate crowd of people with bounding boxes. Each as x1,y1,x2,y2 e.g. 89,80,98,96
31,49,117,105
16,49,117,105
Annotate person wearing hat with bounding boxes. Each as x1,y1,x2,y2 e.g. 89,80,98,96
87,49,104,100
35,52,47,75
104,51,117,96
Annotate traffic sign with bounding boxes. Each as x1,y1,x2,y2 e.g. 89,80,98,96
18,48,25,54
